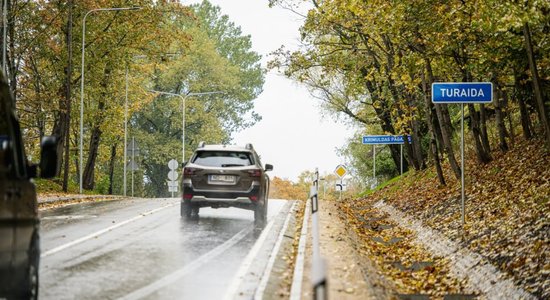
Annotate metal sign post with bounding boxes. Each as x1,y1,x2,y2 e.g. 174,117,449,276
461,103,465,225
167,159,179,198
362,135,412,187
432,82,493,228
132,137,135,197
400,144,403,175
126,137,140,197
334,165,347,200
373,145,376,186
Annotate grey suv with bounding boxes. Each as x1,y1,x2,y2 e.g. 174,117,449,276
181,142,272,224
0,72,58,299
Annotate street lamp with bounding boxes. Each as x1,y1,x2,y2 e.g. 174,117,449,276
149,90,224,164
79,6,141,194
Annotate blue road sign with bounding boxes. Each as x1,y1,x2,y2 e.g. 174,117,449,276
362,135,412,145
432,82,493,103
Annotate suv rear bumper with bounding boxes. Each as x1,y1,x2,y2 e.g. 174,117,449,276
189,195,253,204
183,184,261,209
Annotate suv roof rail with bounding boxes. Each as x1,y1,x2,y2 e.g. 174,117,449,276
245,143,253,150
198,141,205,148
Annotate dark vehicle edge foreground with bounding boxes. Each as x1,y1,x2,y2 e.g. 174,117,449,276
0,72,58,299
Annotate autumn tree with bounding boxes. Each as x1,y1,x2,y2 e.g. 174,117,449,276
7,0,263,194
270,0,550,186
134,1,264,197
269,176,307,200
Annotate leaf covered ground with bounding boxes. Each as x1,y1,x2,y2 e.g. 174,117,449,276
337,137,549,299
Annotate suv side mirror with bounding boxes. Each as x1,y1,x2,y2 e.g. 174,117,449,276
39,136,58,178
265,164,273,172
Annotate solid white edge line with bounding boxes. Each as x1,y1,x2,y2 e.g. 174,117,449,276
41,201,178,258
253,201,297,299
118,226,253,300
289,200,310,300
222,218,277,300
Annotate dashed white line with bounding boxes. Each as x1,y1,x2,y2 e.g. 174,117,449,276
41,201,178,258
222,218,277,300
118,226,254,300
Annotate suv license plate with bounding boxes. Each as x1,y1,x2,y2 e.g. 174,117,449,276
209,175,236,184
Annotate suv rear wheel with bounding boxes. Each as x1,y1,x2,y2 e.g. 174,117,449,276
181,201,191,220
181,201,199,221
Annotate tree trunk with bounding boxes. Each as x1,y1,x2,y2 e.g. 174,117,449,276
83,124,101,190
51,92,67,174
426,58,461,180
381,36,411,174
479,104,492,154
523,23,550,150
468,104,492,163
372,102,408,173
411,118,426,169
504,91,515,146
494,84,509,152
62,0,73,192
421,67,445,185
108,143,117,195
515,74,533,139
408,77,426,170
74,155,79,185
403,137,418,171
82,66,110,190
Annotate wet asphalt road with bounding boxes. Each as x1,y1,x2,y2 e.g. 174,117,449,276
38,198,291,300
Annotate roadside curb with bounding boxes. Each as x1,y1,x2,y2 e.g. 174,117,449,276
289,199,309,300
38,194,127,205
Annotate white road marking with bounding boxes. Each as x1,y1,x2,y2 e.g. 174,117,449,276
222,218,277,300
290,200,310,300
41,201,178,258
254,201,296,299
41,215,98,220
118,225,255,300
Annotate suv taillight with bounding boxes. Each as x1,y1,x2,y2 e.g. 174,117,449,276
183,167,201,177
247,169,262,177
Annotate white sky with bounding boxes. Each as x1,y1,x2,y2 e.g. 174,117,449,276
188,0,357,182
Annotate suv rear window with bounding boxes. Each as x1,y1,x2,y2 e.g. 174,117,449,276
192,151,253,167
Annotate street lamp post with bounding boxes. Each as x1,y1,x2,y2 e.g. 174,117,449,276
79,6,141,194
149,90,223,164
123,66,128,196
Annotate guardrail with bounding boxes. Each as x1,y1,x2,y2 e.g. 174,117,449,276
309,168,328,300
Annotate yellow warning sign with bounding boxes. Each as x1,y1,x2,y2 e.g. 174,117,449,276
335,165,347,178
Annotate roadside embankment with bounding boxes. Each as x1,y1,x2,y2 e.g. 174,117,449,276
336,137,549,299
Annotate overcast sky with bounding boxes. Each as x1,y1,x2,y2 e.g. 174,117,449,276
188,0,357,181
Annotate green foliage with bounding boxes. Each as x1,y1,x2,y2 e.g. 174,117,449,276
133,1,265,197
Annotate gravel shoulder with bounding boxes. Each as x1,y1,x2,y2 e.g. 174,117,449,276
294,199,394,300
